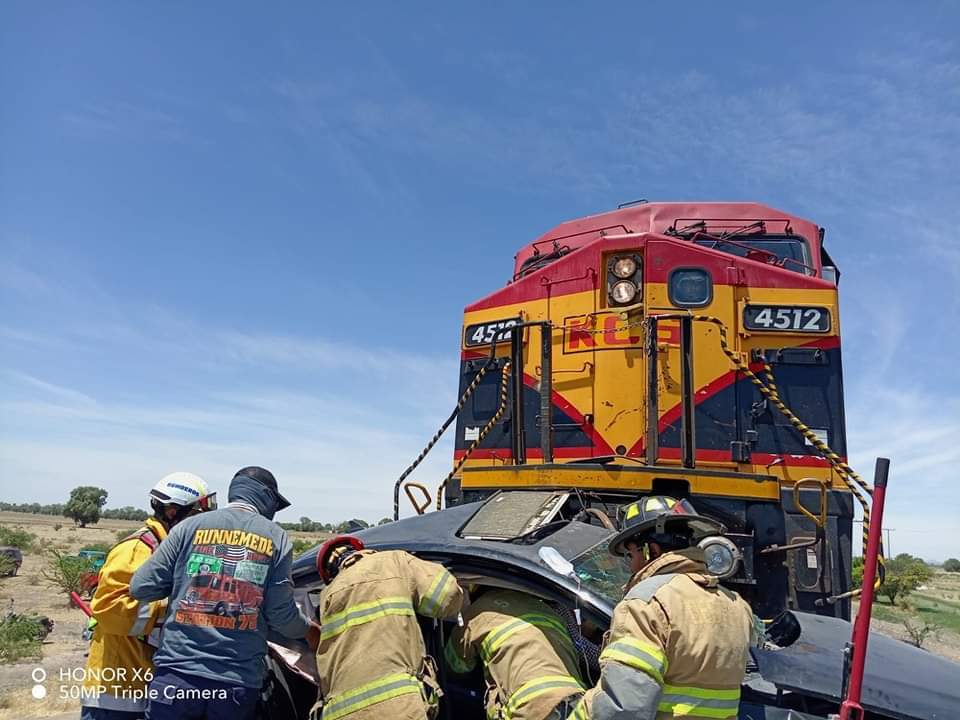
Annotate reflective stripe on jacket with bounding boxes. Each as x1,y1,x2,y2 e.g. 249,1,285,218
316,549,464,720
82,517,167,710
445,589,585,720
575,548,754,720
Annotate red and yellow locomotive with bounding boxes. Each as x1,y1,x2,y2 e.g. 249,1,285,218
443,201,857,618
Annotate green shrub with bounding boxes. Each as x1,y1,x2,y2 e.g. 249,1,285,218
40,547,95,599
0,525,36,551
292,538,321,556
0,614,44,664
0,555,16,577
944,558,960,573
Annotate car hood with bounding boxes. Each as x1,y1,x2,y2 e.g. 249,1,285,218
753,612,960,720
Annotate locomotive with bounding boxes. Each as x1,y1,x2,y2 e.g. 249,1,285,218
439,201,857,619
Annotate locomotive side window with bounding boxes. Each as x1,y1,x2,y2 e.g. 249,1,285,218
668,268,712,307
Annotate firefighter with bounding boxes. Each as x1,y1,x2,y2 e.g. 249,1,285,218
444,588,586,720
313,535,464,720
130,466,321,720
571,496,756,720
81,472,217,720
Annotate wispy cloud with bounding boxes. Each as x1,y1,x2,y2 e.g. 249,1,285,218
0,259,49,295
62,100,205,145
0,263,457,522
0,373,456,522
1,369,98,408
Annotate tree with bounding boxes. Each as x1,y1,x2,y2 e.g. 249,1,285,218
878,554,932,605
944,558,960,573
852,556,864,587
377,517,393,526
63,486,108,528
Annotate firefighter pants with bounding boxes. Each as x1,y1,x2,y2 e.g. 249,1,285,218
146,669,259,720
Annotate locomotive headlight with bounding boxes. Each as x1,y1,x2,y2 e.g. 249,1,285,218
610,280,638,304
697,535,741,579
612,256,637,279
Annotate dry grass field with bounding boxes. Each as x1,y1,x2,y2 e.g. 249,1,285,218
864,569,960,662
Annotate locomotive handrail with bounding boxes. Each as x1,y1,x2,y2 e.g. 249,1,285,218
392,339,503,520
435,360,512,511
433,320,556,512
403,483,432,516
760,478,827,555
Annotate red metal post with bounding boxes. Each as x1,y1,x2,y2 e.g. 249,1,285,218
838,457,889,720
70,591,93,617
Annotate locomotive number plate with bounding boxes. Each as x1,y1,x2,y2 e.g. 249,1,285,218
744,305,831,333
464,317,522,347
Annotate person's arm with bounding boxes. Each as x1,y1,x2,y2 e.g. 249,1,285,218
130,522,186,603
407,554,464,620
262,534,311,639
92,539,165,637
443,614,478,675
576,597,669,720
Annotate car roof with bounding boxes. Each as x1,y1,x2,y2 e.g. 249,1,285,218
292,502,615,594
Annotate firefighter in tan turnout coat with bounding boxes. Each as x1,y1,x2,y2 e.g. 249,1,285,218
572,496,756,720
314,536,465,720
444,588,586,720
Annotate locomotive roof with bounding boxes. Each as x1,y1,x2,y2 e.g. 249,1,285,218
513,200,823,278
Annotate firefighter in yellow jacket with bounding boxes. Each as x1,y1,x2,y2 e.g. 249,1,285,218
571,496,756,720
81,472,216,720
314,536,464,720
444,588,586,720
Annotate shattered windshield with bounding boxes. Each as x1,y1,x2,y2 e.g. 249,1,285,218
571,538,632,604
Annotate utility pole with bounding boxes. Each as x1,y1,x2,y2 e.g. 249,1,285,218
853,521,894,557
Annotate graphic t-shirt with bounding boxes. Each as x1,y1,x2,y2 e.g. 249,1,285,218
130,507,310,688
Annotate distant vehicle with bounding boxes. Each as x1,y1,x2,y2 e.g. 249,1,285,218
77,549,107,571
0,546,23,577
262,496,960,720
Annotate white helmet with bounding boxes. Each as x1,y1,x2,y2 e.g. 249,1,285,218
150,472,217,512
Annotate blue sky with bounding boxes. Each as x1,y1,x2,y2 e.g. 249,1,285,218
1,3,958,559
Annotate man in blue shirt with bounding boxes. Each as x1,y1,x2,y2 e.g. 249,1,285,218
131,466,320,720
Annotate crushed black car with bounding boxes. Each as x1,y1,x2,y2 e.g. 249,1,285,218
263,493,960,720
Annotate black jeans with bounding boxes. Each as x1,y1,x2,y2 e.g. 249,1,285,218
146,669,259,720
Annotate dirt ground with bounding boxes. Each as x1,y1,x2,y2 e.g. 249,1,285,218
3,511,960,718
0,512,144,718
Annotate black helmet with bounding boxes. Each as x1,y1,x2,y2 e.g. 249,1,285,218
608,495,725,556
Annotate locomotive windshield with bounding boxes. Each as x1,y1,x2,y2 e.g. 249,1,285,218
693,235,811,273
